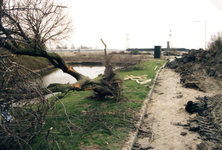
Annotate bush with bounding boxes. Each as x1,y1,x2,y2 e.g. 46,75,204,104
117,54,145,71
131,49,139,55
208,32,222,51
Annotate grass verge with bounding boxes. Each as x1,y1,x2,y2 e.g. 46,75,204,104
30,60,167,150
10,55,52,70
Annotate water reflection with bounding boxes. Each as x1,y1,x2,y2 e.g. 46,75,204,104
42,66,105,86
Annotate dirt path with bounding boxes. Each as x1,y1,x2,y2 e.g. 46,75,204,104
134,68,215,150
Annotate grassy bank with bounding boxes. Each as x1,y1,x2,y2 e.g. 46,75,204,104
30,60,166,150
11,55,52,70
0,48,52,70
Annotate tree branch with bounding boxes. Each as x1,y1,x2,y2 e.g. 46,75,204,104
100,38,107,56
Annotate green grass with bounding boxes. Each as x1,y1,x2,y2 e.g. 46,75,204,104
11,55,52,70
30,60,167,150
0,49,52,70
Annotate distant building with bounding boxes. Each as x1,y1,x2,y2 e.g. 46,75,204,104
167,41,170,49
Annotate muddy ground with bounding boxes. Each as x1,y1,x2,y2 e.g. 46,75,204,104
133,68,222,150
133,69,202,149
132,49,222,149
166,49,222,149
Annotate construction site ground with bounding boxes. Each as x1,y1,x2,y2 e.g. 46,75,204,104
126,49,222,150
131,68,220,149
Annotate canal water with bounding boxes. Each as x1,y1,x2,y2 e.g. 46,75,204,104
42,65,105,86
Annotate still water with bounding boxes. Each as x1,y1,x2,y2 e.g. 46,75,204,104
42,66,105,86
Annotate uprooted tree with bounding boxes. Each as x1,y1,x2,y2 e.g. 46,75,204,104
0,0,123,100
0,0,123,149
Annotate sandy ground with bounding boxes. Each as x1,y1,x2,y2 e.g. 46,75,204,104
136,68,216,150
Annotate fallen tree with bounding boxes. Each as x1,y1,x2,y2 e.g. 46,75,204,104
0,0,124,149
0,0,123,101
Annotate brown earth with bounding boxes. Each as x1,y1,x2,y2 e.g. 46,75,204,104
129,49,222,149
134,68,203,150
148,49,222,149
165,49,222,92
133,68,222,149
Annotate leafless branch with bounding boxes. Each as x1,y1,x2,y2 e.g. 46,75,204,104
101,38,107,56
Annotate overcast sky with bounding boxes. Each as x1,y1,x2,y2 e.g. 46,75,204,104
60,0,222,49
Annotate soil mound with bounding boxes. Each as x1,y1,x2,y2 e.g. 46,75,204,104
166,49,222,149
166,49,222,92
189,94,222,149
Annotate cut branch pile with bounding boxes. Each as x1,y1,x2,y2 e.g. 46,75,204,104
0,52,54,149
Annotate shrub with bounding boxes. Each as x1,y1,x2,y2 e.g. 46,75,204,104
208,32,222,51
131,49,139,55
117,54,145,71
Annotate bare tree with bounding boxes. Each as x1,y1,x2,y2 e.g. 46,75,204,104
0,0,72,48
0,0,122,100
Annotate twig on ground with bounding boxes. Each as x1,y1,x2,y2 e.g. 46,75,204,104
97,118,120,139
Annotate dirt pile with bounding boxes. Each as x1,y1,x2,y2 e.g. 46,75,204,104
166,49,222,91
166,49,222,149
189,94,222,149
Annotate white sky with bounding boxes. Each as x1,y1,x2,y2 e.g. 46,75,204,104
60,0,222,49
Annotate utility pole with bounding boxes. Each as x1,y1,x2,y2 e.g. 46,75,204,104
126,33,129,49
169,30,172,57
169,30,172,48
